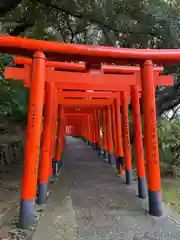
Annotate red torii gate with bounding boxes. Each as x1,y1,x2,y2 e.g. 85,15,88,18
4,58,174,228
60,91,121,163
9,56,172,89
5,62,172,163
0,35,177,229
5,63,134,226
65,112,96,139
5,58,173,191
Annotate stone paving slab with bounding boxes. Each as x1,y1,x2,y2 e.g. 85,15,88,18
32,137,180,240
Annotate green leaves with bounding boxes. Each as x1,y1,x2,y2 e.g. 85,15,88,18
0,0,180,117
0,54,28,120
158,120,180,172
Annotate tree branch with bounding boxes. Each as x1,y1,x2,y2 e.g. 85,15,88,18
0,0,161,37
169,106,180,121
36,0,158,36
66,17,76,43
57,26,66,43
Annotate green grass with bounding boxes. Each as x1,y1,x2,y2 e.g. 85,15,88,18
132,168,137,180
161,179,180,206
131,175,180,212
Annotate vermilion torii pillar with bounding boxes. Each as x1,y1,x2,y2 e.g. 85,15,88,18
105,105,115,165
141,60,163,216
95,110,101,154
130,70,173,197
54,105,64,175
111,103,118,162
86,114,91,143
93,110,98,150
85,114,91,145
20,52,46,229
38,81,55,205
49,89,58,180
89,112,96,147
121,91,132,184
102,109,108,159
131,85,147,198
115,97,124,175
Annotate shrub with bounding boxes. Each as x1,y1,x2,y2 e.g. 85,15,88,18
158,120,180,176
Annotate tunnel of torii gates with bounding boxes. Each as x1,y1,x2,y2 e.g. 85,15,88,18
0,36,178,229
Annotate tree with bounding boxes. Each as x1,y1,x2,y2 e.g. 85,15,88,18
0,54,28,119
1,0,180,117
158,119,180,176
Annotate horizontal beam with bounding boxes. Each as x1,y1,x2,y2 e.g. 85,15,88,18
0,35,180,64
58,91,120,99
64,108,99,113
56,82,130,91
47,69,137,88
4,66,173,91
65,113,88,116
14,56,164,74
64,106,105,110
4,67,136,91
14,56,85,72
59,98,113,105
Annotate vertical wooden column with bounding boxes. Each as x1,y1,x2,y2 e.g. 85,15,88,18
19,52,46,229
54,105,64,175
89,114,93,147
121,92,132,184
111,103,118,163
87,114,92,146
49,90,58,179
80,119,84,139
106,105,116,165
82,118,86,141
85,115,90,144
115,97,124,174
83,117,86,141
141,60,163,216
38,81,54,205
93,110,98,150
131,85,147,198
95,110,101,154
85,116,89,142
102,109,108,159
92,112,96,149
84,117,88,142
97,110,103,155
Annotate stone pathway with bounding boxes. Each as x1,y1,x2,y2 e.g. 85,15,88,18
32,137,180,240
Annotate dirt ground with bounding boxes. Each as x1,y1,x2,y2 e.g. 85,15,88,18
0,161,46,240
0,163,22,239
0,116,53,239
0,118,33,240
